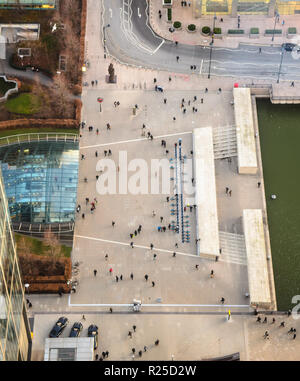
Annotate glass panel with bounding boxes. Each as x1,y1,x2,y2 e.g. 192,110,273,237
10,265,23,335
4,308,18,361
0,265,9,350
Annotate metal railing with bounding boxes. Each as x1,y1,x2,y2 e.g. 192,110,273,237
0,133,79,147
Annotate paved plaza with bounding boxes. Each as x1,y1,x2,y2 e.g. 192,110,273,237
28,0,300,361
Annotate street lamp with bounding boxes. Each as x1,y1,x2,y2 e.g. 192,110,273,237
24,283,30,295
272,11,280,42
277,46,285,83
208,14,217,79
103,24,111,59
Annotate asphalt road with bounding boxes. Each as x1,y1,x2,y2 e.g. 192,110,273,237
102,0,300,81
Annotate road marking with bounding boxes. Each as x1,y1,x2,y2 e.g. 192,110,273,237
137,7,141,18
80,131,193,149
74,234,196,257
152,40,165,55
109,7,112,18
199,59,203,75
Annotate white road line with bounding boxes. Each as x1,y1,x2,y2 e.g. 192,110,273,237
199,59,203,75
137,7,141,18
109,7,112,18
152,40,165,55
74,234,196,257
80,131,193,149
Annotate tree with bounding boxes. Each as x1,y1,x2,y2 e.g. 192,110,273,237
43,229,63,272
108,63,115,83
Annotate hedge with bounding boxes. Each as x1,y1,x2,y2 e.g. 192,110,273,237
265,29,282,34
250,28,259,34
288,27,297,34
213,27,222,34
188,24,196,31
202,26,211,34
167,8,172,21
173,21,182,29
164,0,172,3
228,29,244,34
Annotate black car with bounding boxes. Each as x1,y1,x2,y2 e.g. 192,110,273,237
69,322,83,338
49,317,69,338
88,324,99,349
282,43,296,52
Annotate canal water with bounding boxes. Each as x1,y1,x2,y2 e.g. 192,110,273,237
257,98,300,311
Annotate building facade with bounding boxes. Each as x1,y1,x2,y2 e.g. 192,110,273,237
193,0,300,16
0,168,31,361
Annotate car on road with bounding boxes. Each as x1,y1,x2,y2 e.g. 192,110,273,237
69,322,83,338
49,317,69,338
88,324,98,349
282,43,296,52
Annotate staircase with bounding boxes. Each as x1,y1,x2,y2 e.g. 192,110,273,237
219,231,247,266
213,125,237,160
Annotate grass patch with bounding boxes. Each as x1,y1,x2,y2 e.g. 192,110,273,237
15,233,71,258
5,93,41,115
288,27,297,34
250,27,259,34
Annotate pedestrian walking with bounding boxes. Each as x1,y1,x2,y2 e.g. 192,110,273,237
160,216,163,223
229,190,232,197
145,274,149,281
291,81,295,87
293,333,297,339
153,254,157,260
133,325,136,332
195,264,199,270
112,221,115,227
139,350,142,357
175,243,178,248
105,254,108,260
150,243,154,250
257,182,261,188
263,317,267,323
109,268,113,275
130,273,134,280
201,98,203,104
288,310,292,317
220,297,225,304
152,210,156,217
176,56,179,62
144,346,147,352
164,98,167,104
107,123,111,130
263,331,269,339
116,275,119,282
288,327,294,334
173,252,176,257
110,308,113,313
205,88,208,93
82,315,86,321
169,76,172,82
132,348,135,354
130,233,134,239
105,351,109,358
173,117,176,121
95,354,99,360
152,281,155,287
154,78,157,83
120,275,123,281
280,321,285,327
256,316,261,323
226,187,229,194
271,317,275,324
82,213,85,219
94,269,97,277
95,151,98,157
128,331,132,338
102,351,106,358
104,150,107,156
130,242,134,248
210,270,214,278
155,339,159,346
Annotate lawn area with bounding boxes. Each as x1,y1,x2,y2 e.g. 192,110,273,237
15,233,71,258
5,93,41,115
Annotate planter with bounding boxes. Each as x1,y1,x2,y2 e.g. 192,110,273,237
187,24,197,33
167,8,172,23
227,29,244,37
162,0,173,8
0,75,18,103
173,21,182,31
201,26,211,37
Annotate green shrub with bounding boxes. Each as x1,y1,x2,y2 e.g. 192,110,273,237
188,24,196,31
167,8,172,21
202,26,211,34
213,27,222,34
163,0,172,3
173,21,182,29
228,29,244,34
288,27,297,34
265,29,282,34
250,28,259,34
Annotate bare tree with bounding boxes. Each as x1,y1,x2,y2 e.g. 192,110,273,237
44,229,63,272
108,63,115,83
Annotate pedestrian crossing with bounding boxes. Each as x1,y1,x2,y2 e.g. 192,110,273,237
219,231,247,266
213,125,237,160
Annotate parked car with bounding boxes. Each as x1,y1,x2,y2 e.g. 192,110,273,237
49,317,69,338
69,322,83,338
88,324,98,349
282,43,296,52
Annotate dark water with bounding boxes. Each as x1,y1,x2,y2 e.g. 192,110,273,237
257,99,300,311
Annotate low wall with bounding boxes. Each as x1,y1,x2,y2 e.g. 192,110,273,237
0,119,78,130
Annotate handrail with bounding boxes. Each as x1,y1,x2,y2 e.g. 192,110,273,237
0,133,79,147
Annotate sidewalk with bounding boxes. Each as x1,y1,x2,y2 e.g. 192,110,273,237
149,0,300,48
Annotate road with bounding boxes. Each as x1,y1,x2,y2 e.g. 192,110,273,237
102,0,300,81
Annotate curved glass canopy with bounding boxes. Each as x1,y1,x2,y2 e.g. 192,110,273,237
0,140,79,225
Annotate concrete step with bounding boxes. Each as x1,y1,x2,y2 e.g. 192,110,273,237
213,125,237,159
219,231,247,266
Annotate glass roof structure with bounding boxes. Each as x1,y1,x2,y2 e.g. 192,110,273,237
0,140,79,226
0,0,56,9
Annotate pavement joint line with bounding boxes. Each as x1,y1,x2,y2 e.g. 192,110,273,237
80,131,193,149
74,234,196,257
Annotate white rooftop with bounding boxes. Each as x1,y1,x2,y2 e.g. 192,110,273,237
44,337,94,361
